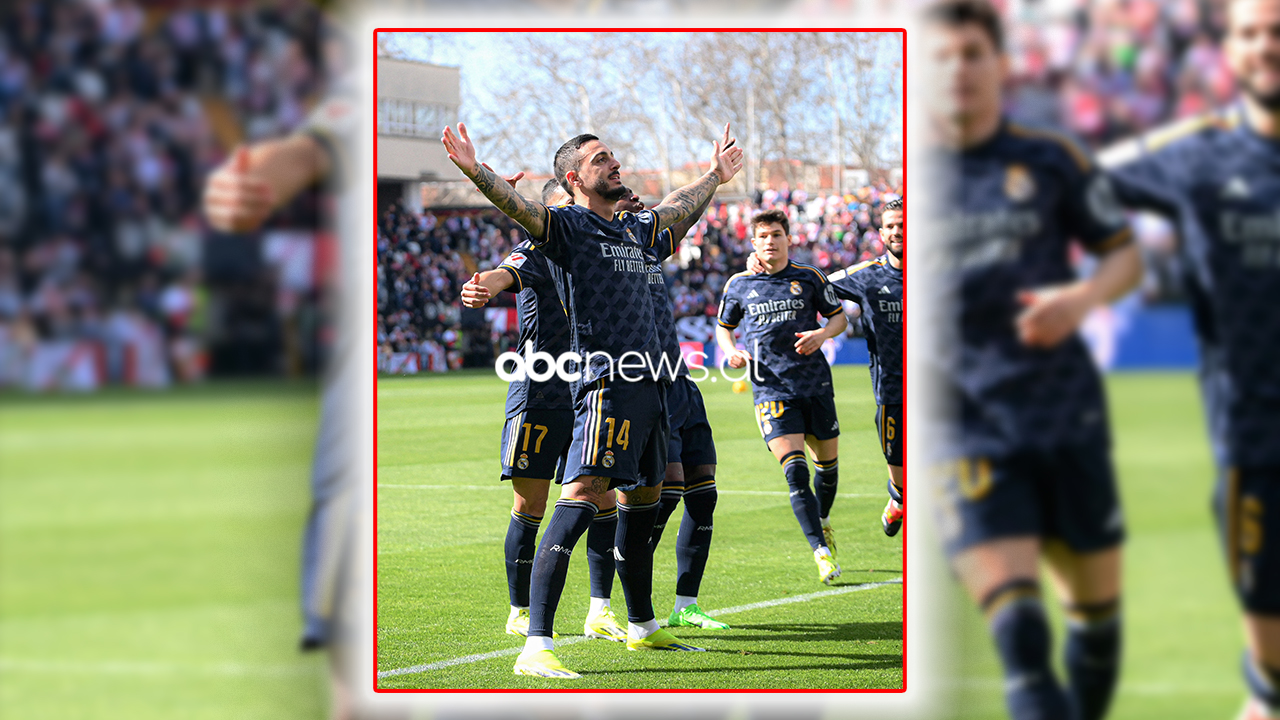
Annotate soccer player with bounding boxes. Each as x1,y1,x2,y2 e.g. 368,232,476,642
441,121,742,678
715,209,849,585
461,177,628,644
1098,1,1280,716
923,2,1142,719
614,190,729,630
827,197,905,537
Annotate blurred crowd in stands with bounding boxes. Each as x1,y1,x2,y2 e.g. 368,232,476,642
0,0,332,390
376,182,901,371
1002,0,1234,302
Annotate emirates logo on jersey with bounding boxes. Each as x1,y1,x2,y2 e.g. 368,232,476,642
1004,164,1036,202
790,281,802,295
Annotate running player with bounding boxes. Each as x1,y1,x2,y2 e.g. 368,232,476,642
461,178,627,643
442,122,742,678
715,209,849,585
1098,1,1280,716
827,197,905,537
923,2,1142,719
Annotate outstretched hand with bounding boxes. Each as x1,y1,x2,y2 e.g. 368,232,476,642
203,145,276,233
460,272,493,309
442,123,479,176
711,123,744,184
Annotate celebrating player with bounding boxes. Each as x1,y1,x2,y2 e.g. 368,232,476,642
461,178,628,644
716,209,849,585
827,197,905,537
442,121,742,678
1098,1,1280,716
923,2,1142,719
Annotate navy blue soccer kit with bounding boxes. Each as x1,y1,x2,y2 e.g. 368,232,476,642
1105,108,1280,614
829,255,904,467
717,262,845,443
931,121,1133,558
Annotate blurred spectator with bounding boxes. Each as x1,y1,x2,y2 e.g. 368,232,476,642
0,0,333,390
1003,0,1235,303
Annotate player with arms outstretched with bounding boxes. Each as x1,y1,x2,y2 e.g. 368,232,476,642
923,2,1142,719
461,178,628,644
716,209,848,585
1099,1,1280,716
442,121,741,678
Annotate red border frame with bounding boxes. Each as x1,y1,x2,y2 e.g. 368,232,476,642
372,28,907,695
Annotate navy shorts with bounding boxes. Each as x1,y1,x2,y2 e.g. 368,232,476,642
667,376,717,468
1214,466,1280,614
500,408,574,482
876,404,903,467
563,377,669,491
935,442,1124,557
754,393,840,445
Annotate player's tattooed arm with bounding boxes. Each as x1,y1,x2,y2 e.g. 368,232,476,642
666,183,717,243
651,123,743,233
442,123,547,238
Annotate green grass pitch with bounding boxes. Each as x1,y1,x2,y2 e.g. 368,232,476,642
948,372,1247,719
0,383,328,719
376,365,905,690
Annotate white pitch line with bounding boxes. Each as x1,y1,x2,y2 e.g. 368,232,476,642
377,485,876,498
378,577,902,679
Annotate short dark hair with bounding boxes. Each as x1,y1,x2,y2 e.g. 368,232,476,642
883,197,903,212
553,134,598,195
750,209,790,238
925,0,1003,53
541,178,563,204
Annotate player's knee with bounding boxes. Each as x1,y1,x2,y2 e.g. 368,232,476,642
620,484,662,506
1065,598,1121,656
563,476,610,506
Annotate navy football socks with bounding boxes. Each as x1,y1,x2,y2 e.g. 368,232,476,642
504,509,542,607
1064,599,1122,720
813,457,839,519
527,499,597,638
586,505,618,599
984,580,1072,720
781,451,825,550
615,499,661,623
675,479,717,598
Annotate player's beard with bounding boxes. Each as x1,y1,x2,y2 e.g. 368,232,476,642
1242,79,1280,110
593,177,627,202
888,242,903,260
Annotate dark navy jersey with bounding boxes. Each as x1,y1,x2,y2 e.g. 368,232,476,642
717,261,844,403
531,204,662,392
931,120,1133,457
828,254,903,404
497,241,573,415
1104,107,1280,467
644,228,688,380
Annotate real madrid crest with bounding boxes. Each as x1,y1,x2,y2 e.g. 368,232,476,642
625,228,638,245
517,454,529,470
602,451,615,468
1004,164,1035,202
789,280,802,295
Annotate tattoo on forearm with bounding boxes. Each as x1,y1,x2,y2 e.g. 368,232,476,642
469,164,545,236
653,172,720,231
